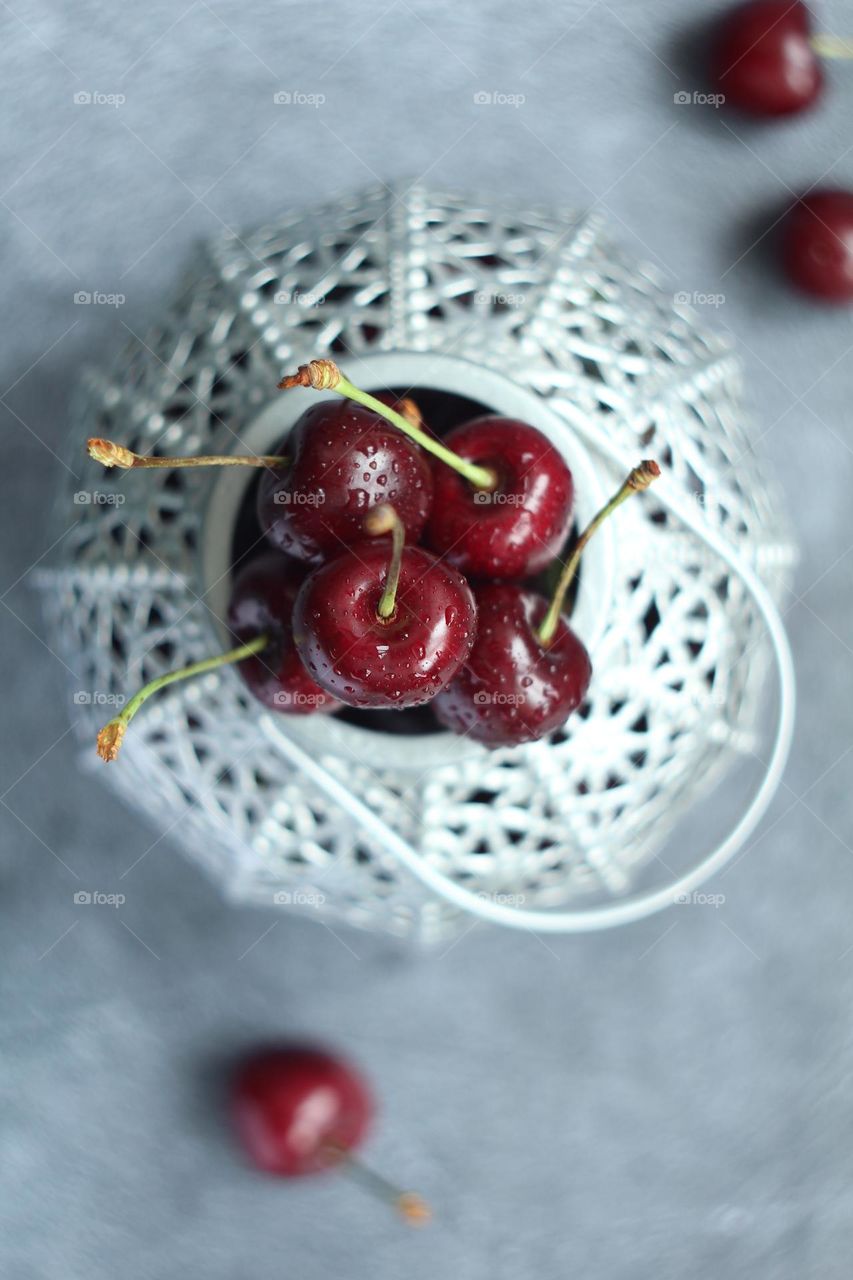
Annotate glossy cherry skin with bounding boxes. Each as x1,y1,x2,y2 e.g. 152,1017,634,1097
433,583,592,747
426,417,574,581
257,399,433,564
711,1,822,117
293,544,477,709
780,190,853,302
231,1046,373,1177
227,552,339,714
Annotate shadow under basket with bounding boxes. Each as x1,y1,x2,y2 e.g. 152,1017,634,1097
38,183,797,944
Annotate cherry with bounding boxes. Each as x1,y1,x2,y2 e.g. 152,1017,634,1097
227,551,338,714
87,400,433,569
95,552,342,760
434,582,593,746
293,505,477,709
279,360,575,580
230,1045,430,1224
711,1,823,117
426,416,574,580
434,462,660,748
96,553,341,760
231,1046,373,1177
257,398,433,564
779,189,853,302
279,360,496,491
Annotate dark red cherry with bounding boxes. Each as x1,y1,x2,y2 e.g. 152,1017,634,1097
434,583,591,747
231,1046,373,1177
711,1,822,117
435,461,661,746
257,399,433,564
293,543,477,709
780,189,853,302
426,417,574,580
227,552,338,714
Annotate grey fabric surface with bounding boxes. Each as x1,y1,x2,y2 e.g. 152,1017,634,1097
2,2,852,1277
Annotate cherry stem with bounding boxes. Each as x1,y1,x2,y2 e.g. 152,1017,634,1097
96,634,268,762
324,1146,431,1227
537,460,661,647
88,438,287,470
364,504,404,620
278,360,497,491
811,34,853,59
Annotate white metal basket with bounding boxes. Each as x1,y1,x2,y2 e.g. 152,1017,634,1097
38,183,796,943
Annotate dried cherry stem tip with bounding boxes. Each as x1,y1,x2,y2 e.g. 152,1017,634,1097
537,459,660,647
364,504,405,620
326,1146,431,1226
395,1192,432,1226
279,360,497,492
87,438,287,470
96,634,268,762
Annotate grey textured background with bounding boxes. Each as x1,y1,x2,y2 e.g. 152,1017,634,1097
2,2,852,1277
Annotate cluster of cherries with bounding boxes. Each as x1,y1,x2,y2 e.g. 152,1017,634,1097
711,0,853,303
88,359,659,760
